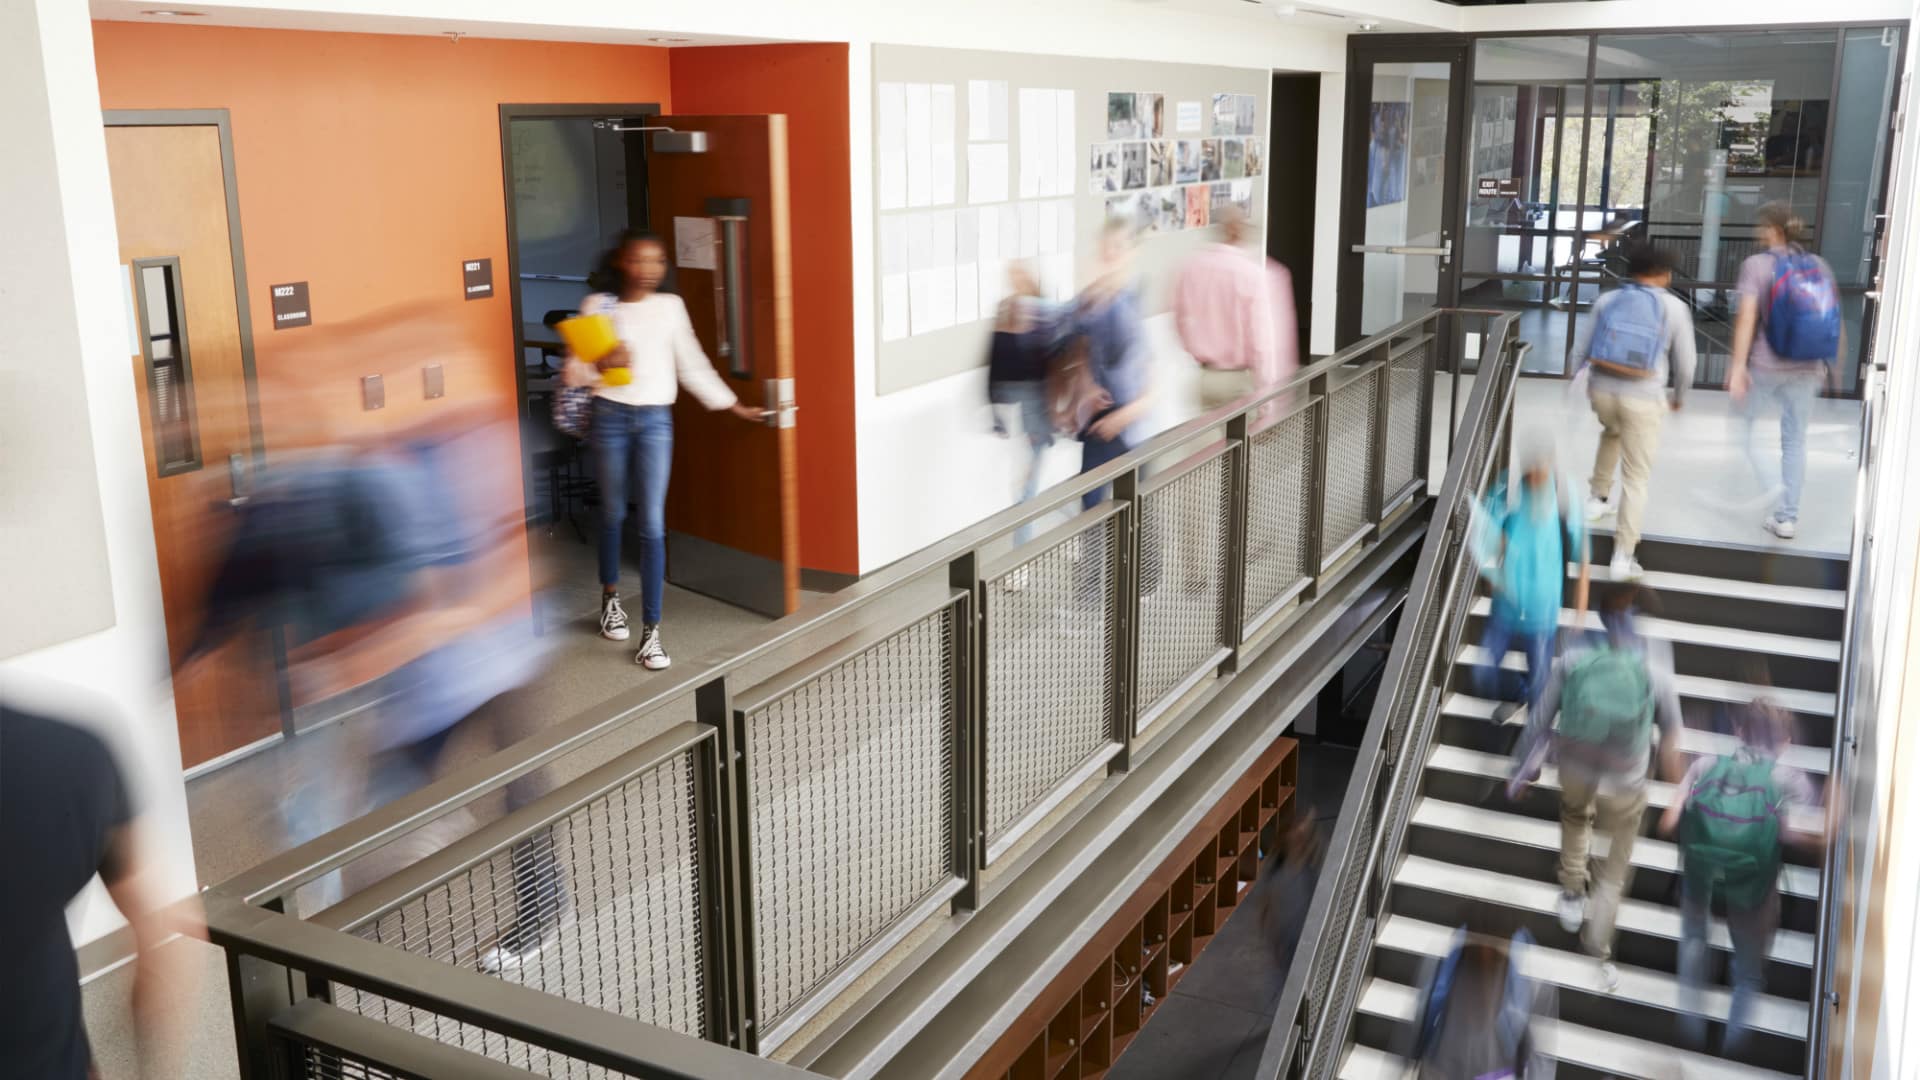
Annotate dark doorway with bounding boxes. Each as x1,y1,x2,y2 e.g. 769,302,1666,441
1267,73,1319,359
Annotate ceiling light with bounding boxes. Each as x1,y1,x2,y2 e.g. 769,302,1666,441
141,8,206,15
649,36,692,43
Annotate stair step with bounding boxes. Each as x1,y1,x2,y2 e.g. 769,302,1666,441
1448,659,1837,720
1577,563,1845,612
1375,914,1809,1039
1341,995,1796,1080
1588,531,1846,592
1466,596,1841,662
1407,797,1820,901
1425,743,1827,832
1394,854,1815,968
1437,698,1834,775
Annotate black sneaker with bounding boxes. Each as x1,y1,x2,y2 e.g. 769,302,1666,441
599,594,630,641
635,624,671,670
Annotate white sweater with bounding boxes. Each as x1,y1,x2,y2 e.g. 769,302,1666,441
574,292,738,410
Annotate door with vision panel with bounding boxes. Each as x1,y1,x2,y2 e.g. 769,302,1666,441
649,114,799,617
105,122,280,768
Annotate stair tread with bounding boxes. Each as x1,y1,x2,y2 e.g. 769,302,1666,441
1468,596,1842,659
1577,563,1846,610
1426,744,1827,831
1375,913,1810,1037
1341,1003,1796,1080
1394,854,1816,966
1441,694,1835,772
1409,797,1820,900
1448,655,1838,717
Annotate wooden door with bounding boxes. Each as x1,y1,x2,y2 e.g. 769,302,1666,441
650,115,799,617
106,123,280,768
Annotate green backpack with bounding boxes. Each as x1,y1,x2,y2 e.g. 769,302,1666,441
1556,646,1654,771
1679,755,1784,912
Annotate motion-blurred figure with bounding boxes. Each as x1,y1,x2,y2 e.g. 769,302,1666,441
987,260,1064,545
1,701,202,1080
1069,220,1155,511
1171,204,1299,413
1510,584,1682,992
1408,924,1557,1079
1728,202,1842,541
1257,815,1326,973
1574,242,1695,580
1661,698,1819,1056
1472,435,1589,724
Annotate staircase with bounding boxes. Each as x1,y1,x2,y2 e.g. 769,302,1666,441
1336,533,1846,1080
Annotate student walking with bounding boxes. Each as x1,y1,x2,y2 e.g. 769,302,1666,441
1071,220,1155,511
1171,205,1299,412
1408,924,1557,1080
987,261,1062,545
1661,699,1818,1056
1510,584,1682,992
1728,203,1842,541
1473,437,1590,723
1574,243,1697,579
567,230,766,668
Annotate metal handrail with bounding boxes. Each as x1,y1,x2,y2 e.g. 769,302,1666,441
1253,315,1525,1079
204,308,1489,1078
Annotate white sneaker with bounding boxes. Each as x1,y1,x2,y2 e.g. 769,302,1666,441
598,594,630,641
1556,890,1586,933
1608,551,1645,581
1763,516,1797,540
1597,960,1620,994
1586,496,1614,522
635,624,671,670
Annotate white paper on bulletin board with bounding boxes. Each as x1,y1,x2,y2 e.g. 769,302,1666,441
674,217,717,270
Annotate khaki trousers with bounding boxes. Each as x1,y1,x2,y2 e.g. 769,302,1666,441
1196,367,1257,410
1588,390,1666,557
1558,770,1647,962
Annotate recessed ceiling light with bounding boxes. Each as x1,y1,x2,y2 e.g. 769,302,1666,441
649,36,692,43
141,8,206,15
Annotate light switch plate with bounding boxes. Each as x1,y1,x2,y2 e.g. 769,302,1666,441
362,374,385,410
423,363,445,399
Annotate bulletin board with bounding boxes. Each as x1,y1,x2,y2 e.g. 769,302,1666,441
872,45,1269,395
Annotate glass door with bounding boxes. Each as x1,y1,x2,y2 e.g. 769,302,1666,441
1338,44,1468,345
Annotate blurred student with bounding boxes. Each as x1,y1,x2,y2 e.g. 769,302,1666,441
1661,699,1818,1056
1574,243,1696,580
988,260,1062,545
1409,925,1557,1079
568,230,767,667
1171,205,1300,412
1257,816,1326,972
1473,436,1589,723
1070,220,1155,511
1728,203,1842,541
1510,584,1682,992
2,701,201,1080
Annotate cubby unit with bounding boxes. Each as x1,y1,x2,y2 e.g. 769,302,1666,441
969,737,1297,1080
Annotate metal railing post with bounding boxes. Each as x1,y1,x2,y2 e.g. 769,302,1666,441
948,551,984,911
1303,375,1331,599
1220,412,1251,675
702,676,758,1053
227,942,298,1080
1110,471,1143,771
1366,340,1392,537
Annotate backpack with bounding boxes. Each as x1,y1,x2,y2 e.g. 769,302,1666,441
1046,336,1110,436
1587,285,1666,378
1556,646,1654,770
1763,250,1842,361
1679,755,1784,912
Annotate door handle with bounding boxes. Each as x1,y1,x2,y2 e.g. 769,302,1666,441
225,452,251,508
1350,240,1453,257
762,377,797,429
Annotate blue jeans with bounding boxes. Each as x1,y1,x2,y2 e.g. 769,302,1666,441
593,399,673,624
1476,605,1553,711
997,381,1054,545
1079,426,1134,511
1740,367,1821,524
1677,878,1777,1057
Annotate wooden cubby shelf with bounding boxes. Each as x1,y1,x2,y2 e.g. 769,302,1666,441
973,737,1298,1080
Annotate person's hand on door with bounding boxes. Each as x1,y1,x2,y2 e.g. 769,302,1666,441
730,402,771,423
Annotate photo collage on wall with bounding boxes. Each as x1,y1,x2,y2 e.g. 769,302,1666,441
1093,90,1259,235
1472,87,1517,187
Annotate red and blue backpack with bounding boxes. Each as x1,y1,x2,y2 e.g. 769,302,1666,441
1763,249,1841,362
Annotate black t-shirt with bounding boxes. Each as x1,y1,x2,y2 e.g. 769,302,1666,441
0,703,135,1080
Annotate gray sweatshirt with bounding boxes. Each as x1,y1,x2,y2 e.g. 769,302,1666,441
1571,285,1698,405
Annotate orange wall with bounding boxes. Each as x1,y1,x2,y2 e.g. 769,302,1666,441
671,44,858,576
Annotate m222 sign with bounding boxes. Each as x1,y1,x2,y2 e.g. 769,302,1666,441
463,258,494,300
270,281,311,329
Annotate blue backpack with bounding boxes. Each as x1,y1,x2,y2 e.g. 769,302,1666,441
1764,250,1841,361
1586,285,1666,378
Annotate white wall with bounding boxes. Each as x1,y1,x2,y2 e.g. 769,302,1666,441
3,0,197,946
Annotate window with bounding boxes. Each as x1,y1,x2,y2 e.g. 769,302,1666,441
134,258,202,475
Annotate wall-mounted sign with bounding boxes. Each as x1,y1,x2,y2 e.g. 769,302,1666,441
462,258,493,300
674,217,718,271
1475,176,1522,199
270,281,311,329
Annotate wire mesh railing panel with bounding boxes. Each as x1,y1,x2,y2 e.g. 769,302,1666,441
1135,453,1231,721
1322,370,1380,564
745,606,959,1032
277,1043,403,1080
984,519,1121,850
1383,341,1428,503
1243,402,1317,632
335,750,706,1074
321,996,616,1079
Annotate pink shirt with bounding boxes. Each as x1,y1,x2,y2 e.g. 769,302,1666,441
1172,243,1300,393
